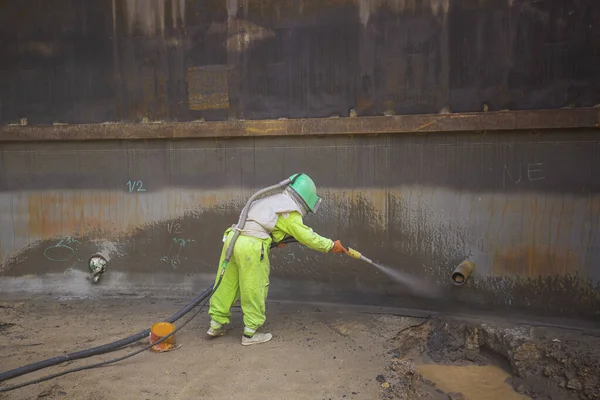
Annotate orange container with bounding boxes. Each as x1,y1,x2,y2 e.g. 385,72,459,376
149,322,176,352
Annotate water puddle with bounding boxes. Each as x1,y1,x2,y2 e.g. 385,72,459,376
417,364,530,400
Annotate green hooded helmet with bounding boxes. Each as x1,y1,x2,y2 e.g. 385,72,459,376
288,173,322,213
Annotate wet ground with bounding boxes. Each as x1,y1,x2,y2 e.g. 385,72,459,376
417,364,528,400
0,297,599,400
379,317,600,400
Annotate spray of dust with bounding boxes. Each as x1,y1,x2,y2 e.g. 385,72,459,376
369,261,443,299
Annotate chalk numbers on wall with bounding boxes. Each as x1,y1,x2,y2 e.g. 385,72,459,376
44,237,80,262
167,222,182,234
127,180,146,193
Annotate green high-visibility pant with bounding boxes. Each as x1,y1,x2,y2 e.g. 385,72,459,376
208,211,333,332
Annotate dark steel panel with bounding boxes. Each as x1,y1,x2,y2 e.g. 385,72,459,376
1,0,599,124
1,128,600,194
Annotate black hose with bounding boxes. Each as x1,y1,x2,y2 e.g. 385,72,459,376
0,284,214,383
0,238,295,384
0,286,213,393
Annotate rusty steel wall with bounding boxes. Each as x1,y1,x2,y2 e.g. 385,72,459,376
1,131,599,320
0,0,599,321
1,0,599,125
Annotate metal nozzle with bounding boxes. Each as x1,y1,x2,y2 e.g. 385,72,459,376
347,248,374,265
347,248,362,260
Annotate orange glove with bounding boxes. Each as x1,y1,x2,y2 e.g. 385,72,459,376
276,243,287,249
330,240,348,254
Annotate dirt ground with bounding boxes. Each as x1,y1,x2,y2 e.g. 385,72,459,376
0,298,424,400
1,298,599,400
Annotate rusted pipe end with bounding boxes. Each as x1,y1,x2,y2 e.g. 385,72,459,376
88,254,108,284
451,260,474,286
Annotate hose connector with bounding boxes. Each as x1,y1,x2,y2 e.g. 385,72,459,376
217,261,228,279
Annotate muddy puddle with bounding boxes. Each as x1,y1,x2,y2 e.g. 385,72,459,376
378,317,600,400
417,364,529,400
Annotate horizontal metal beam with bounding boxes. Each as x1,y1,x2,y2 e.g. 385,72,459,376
1,108,598,142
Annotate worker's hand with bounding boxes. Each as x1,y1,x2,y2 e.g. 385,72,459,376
276,243,288,249
330,240,348,254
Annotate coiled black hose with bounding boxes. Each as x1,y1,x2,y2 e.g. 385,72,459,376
0,277,222,393
0,284,214,383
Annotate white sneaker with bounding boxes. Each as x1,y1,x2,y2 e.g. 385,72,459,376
241,332,273,346
206,326,227,337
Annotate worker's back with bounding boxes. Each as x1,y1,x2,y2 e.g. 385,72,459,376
241,192,303,239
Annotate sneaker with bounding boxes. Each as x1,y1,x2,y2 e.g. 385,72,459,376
241,332,273,346
206,325,227,337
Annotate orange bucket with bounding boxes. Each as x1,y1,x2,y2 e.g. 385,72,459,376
149,322,176,352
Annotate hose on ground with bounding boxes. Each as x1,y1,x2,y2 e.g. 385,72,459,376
0,232,298,386
0,283,215,393
0,284,214,383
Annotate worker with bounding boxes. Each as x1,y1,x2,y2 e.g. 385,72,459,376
207,173,348,346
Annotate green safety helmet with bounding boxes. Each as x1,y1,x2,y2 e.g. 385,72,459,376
288,173,322,213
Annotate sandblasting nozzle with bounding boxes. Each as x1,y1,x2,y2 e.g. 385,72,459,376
347,247,374,265
347,248,362,260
